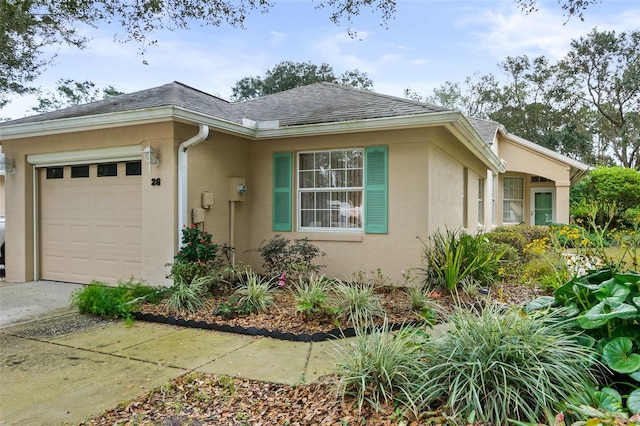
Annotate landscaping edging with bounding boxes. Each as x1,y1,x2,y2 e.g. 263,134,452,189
133,312,420,342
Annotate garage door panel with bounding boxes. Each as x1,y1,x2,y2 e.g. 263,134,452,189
39,164,142,284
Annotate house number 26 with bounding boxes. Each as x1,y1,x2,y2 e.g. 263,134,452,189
151,178,161,186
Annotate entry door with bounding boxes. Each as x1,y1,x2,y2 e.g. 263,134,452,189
533,191,553,225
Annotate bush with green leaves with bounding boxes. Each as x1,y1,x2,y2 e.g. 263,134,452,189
254,234,325,280
175,224,218,264
571,166,640,228
526,269,640,416
414,305,600,424
71,278,165,320
420,227,504,292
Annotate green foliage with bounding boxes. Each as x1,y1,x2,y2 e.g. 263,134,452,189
163,275,212,314
421,228,504,292
527,269,640,415
231,61,373,101
571,167,640,225
415,305,599,424
232,270,275,314
290,274,331,316
335,322,430,414
175,225,218,264
31,78,123,113
71,278,165,320
332,279,385,327
166,260,211,286
254,234,325,280
406,286,440,325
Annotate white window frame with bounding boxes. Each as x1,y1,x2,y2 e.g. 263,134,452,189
297,148,364,232
503,176,525,224
478,178,484,225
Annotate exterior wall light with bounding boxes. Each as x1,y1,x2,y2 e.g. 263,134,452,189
143,145,160,167
0,155,16,175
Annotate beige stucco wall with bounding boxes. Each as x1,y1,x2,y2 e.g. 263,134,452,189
245,127,491,283
1,122,179,285
1,119,497,286
497,137,572,225
182,126,252,267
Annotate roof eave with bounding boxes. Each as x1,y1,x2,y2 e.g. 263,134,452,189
0,106,256,140
497,126,593,179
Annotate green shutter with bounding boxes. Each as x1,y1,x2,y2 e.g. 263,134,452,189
273,152,292,231
364,146,388,234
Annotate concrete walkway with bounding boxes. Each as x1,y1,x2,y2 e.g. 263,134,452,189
0,281,449,425
0,281,345,425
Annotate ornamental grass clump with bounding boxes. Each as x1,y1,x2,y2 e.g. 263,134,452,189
291,274,331,316
233,269,275,314
414,304,600,424
332,279,385,328
163,275,212,314
335,321,429,414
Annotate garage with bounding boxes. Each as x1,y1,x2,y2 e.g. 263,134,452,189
39,161,142,284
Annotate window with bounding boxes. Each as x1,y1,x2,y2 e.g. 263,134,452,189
272,147,387,234
478,178,484,225
97,163,117,177
46,167,64,179
125,161,142,176
71,165,89,178
503,176,524,223
298,149,364,230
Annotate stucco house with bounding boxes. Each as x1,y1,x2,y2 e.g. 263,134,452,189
0,82,589,285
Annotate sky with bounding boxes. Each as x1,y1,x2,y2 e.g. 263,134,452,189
2,0,639,120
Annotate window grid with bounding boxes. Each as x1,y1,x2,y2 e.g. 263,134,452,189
503,176,524,223
298,149,364,231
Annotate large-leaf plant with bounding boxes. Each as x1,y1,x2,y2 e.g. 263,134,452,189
526,268,640,416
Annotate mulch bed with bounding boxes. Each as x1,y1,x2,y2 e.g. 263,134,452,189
83,282,544,425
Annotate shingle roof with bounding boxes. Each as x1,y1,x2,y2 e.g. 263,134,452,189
467,117,499,145
2,81,453,127
4,82,242,125
237,82,451,126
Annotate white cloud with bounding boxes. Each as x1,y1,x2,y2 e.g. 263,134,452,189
458,2,640,62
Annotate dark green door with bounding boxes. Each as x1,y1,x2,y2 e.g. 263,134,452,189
534,192,553,225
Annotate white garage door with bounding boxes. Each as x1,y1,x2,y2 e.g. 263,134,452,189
39,161,142,284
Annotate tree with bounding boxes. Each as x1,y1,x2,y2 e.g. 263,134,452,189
0,0,90,108
515,0,601,20
0,0,387,108
230,61,373,101
31,79,124,113
558,29,640,169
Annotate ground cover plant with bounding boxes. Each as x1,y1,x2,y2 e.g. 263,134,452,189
71,278,166,323
527,269,640,418
76,220,640,425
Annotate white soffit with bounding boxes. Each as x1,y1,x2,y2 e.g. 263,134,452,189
27,145,142,167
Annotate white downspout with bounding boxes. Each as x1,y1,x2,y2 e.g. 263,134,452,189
177,124,209,247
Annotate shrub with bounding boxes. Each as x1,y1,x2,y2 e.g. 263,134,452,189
163,275,212,314
254,234,325,280
332,279,385,327
290,274,331,316
71,278,165,320
571,166,640,226
414,305,600,424
175,224,218,264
